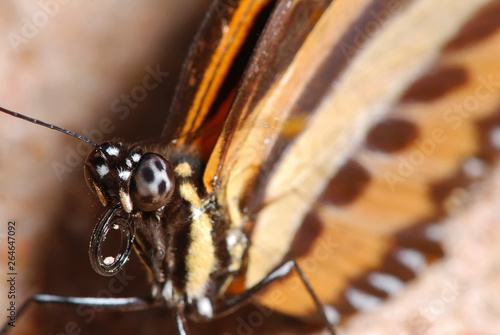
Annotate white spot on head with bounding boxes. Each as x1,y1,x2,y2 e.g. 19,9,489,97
118,169,131,181
197,297,213,318
345,288,381,311
368,272,404,295
323,305,340,325
96,165,109,178
131,153,141,162
396,248,426,273
106,146,120,156
425,224,442,242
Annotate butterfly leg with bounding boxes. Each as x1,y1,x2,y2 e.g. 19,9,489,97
175,306,191,335
213,260,336,335
0,294,160,335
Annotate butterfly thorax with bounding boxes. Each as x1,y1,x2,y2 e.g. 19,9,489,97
84,140,234,320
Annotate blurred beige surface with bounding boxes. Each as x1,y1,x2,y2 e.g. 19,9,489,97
0,1,499,335
0,1,210,334
339,167,500,335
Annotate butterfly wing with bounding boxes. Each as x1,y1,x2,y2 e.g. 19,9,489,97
163,0,274,155
207,0,500,321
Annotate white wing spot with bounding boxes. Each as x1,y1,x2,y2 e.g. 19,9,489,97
368,272,404,295
96,165,109,178
396,248,426,273
126,159,132,168
323,305,340,325
425,224,442,242
345,288,381,311
106,146,120,156
490,127,500,149
463,157,486,179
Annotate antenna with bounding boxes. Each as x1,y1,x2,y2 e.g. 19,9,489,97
0,106,99,148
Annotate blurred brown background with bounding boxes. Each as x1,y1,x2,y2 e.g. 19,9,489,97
0,1,499,335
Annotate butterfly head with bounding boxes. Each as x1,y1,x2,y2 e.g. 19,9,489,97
84,141,176,213
84,141,176,276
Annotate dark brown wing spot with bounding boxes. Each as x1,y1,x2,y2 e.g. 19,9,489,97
288,211,323,259
365,118,419,153
394,221,444,258
444,1,500,51
321,159,370,206
401,66,468,103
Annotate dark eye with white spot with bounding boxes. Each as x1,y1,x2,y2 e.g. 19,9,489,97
130,153,175,212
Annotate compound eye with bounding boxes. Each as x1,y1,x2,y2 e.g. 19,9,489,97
130,153,175,212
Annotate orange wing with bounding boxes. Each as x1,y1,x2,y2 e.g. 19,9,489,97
162,0,275,162
208,0,500,323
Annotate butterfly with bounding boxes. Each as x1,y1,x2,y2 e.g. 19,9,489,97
1,0,500,334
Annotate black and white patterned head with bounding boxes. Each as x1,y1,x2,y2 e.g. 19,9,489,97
84,141,176,276
84,141,175,213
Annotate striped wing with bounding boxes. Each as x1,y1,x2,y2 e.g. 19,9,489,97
205,0,500,321
163,0,274,160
